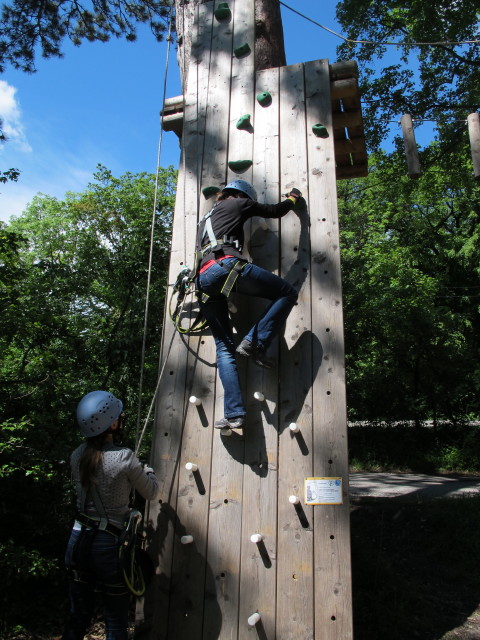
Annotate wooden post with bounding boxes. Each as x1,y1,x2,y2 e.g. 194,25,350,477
467,112,480,180
401,113,422,179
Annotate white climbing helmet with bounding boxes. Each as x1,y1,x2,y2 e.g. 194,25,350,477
76,390,123,438
223,179,257,201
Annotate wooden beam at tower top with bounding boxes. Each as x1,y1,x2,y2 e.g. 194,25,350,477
161,60,368,180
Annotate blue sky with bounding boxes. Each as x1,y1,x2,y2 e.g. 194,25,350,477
0,0,431,223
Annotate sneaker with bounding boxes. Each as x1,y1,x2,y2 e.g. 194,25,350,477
236,340,274,369
214,416,245,430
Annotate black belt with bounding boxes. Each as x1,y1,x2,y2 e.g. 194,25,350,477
76,513,124,537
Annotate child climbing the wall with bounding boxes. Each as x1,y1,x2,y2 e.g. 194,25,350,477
195,179,302,431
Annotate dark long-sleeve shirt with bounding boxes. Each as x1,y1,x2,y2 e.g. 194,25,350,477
196,196,294,268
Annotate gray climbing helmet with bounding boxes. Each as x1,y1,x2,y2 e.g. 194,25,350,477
76,390,123,438
223,179,257,201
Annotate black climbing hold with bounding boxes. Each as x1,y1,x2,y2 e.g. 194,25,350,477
236,114,252,131
234,43,251,58
228,160,253,173
202,186,220,199
214,2,231,20
256,91,272,107
312,123,329,138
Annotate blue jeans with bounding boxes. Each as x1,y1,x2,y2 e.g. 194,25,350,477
62,528,130,640
197,258,298,418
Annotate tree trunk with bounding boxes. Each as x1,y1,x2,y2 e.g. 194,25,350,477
174,0,286,92
254,0,286,71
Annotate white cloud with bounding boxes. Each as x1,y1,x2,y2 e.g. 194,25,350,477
0,182,38,223
0,80,32,153
0,149,106,222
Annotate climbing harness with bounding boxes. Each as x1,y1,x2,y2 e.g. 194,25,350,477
195,202,249,301
72,485,152,597
169,202,248,334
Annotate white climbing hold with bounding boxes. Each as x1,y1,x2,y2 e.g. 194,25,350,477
250,533,264,544
185,462,198,472
254,391,265,402
248,612,261,626
181,535,194,544
289,495,300,504
189,396,202,406
289,422,300,433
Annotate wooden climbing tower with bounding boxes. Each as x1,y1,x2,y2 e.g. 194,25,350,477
138,2,367,639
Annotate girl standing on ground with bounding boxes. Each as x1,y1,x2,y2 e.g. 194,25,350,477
62,390,160,640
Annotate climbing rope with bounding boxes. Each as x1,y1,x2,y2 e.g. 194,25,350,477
135,322,183,457
134,0,175,454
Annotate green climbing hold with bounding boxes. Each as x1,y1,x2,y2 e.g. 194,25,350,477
234,43,251,58
214,2,231,21
202,186,221,199
256,91,272,107
312,123,329,138
228,160,253,173
236,114,252,131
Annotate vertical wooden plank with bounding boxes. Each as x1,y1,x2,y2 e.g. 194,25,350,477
237,65,280,640
305,59,353,640
203,2,255,638
198,2,250,640
168,2,215,640
276,62,315,640
227,0,255,187
167,1,238,638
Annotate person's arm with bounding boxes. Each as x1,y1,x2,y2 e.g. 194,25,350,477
241,189,303,219
125,450,161,500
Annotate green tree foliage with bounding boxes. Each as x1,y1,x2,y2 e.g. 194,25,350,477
336,0,480,149
0,164,176,634
339,147,480,424
0,0,172,72
335,0,480,430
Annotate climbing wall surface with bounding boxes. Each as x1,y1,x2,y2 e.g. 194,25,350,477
138,1,352,639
